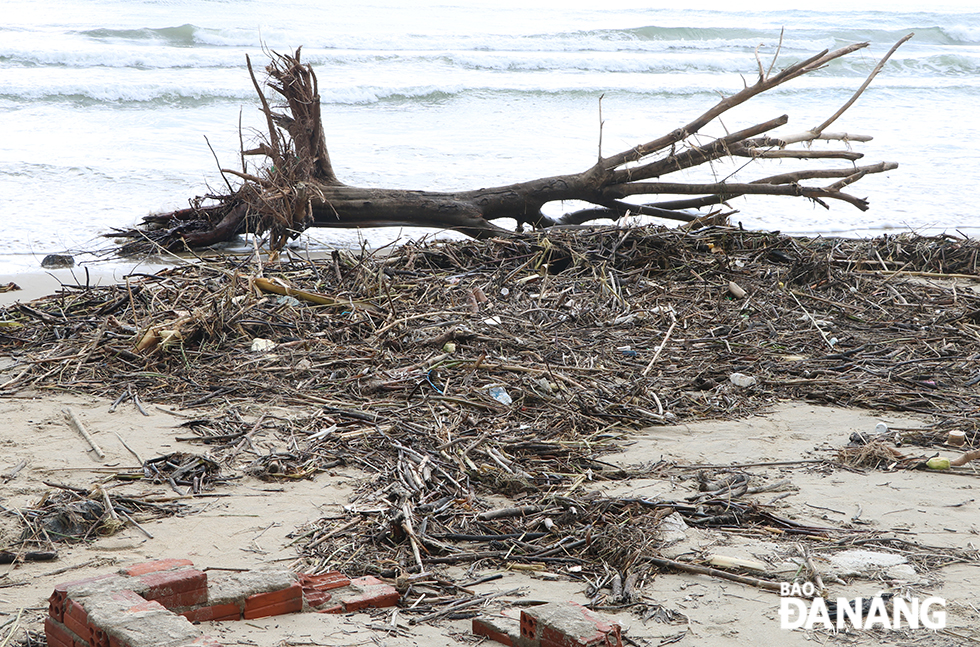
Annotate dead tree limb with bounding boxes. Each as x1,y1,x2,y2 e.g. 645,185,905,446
109,36,911,254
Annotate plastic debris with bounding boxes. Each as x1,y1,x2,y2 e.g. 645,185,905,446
729,373,756,388
488,386,512,405
251,338,276,352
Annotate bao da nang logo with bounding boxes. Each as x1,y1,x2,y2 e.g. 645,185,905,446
779,583,946,630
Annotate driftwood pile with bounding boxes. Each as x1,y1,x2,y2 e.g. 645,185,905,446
2,225,980,592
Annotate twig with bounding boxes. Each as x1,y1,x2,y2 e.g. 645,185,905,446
64,407,106,459
642,320,677,376
811,33,914,137
113,432,144,465
1,460,27,482
648,556,782,592
410,588,523,624
0,607,24,647
477,505,547,521
787,290,835,349
116,508,154,539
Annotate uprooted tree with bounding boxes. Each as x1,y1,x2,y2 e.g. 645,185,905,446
110,34,912,254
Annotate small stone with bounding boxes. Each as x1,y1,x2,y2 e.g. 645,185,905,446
41,254,74,269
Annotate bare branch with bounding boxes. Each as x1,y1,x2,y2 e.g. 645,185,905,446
811,33,913,137
245,54,283,172
610,114,789,183
601,41,868,171
733,148,864,161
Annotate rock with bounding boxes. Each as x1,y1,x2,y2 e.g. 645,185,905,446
41,254,74,269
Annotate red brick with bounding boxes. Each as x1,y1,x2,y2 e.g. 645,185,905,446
243,583,303,619
46,616,88,647
243,598,304,619
298,572,350,591
86,597,199,647
317,576,399,614
63,599,91,644
520,602,622,647
472,616,517,647
50,575,118,622
90,625,112,647
151,587,210,610
123,559,195,577
180,604,242,623
299,572,350,609
339,576,399,612
139,569,208,608
302,590,333,608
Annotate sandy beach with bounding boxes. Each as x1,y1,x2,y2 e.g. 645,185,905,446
2,229,980,647
1,393,977,646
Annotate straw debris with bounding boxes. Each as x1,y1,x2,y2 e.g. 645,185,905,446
3,225,980,583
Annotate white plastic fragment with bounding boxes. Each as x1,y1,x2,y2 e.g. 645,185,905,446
251,338,276,352
729,372,757,388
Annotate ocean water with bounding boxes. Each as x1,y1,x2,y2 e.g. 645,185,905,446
2,0,979,273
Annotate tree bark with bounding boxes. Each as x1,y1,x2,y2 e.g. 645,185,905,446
110,36,912,254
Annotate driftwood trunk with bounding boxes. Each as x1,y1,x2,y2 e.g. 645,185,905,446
112,35,911,254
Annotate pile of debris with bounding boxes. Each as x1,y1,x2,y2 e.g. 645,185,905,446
3,225,980,586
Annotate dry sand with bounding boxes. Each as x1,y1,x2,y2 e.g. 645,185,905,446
2,389,978,646
2,255,978,646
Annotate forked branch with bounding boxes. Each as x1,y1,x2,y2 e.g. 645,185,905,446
109,34,911,254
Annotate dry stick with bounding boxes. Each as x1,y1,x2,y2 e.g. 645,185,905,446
811,33,914,137
1,460,27,482
99,486,119,522
70,317,109,383
401,500,425,571
43,558,108,578
649,556,782,592
672,459,827,470
787,290,835,349
0,366,31,391
116,508,154,539
477,505,547,521
130,387,149,416
410,588,524,625
950,449,980,467
113,432,144,465
642,319,677,376
800,544,826,597
854,269,980,281
305,519,361,550
64,407,106,459
0,607,24,647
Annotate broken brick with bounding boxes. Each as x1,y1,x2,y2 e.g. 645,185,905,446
50,575,118,622
122,560,195,578
472,614,519,647
180,604,242,623
317,576,400,614
138,568,208,609
45,617,87,647
299,571,350,609
63,599,91,645
243,583,303,619
520,602,622,647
